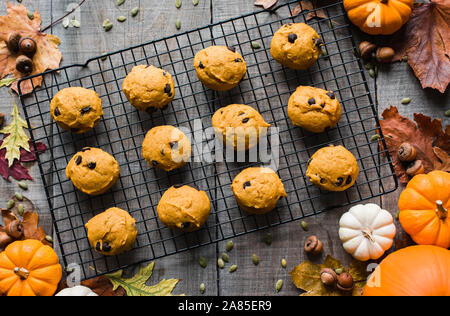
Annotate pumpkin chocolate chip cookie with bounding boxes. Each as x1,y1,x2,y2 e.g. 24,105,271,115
50,87,103,134
157,185,211,232
66,147,120,196
142,125,191,172
306,145,359,192
85,207,138,256
212,104,271,151
122,65,175,112
288,86,342,133
194,46,247,91
271,23,323,70
231,167,287,215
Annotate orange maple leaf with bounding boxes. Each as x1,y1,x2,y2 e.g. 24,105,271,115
0,2,62,95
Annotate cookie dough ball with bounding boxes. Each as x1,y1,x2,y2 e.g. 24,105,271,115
50,87,103,134
122,65,175,112
66,147,120,196
231,167,287,215
212,104,271,151
194,46,247,91
306,145,359,192
270,23,322,70
157,185,211,232
85,207,137,256
288,86,342,133
142,125,191,172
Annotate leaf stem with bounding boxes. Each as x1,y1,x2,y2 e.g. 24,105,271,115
41,0,87,33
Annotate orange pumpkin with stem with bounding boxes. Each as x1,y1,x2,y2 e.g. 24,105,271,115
0,239,62,296
343,0,414,35
364,245,450,296
398,170,450,248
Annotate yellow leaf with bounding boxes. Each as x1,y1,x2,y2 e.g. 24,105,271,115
106,262,181,296
0,99,30,167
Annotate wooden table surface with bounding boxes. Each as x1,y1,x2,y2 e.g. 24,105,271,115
0,0,448,296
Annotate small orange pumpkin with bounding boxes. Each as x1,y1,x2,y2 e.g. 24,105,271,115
0,239,62,296
343,0,414,35
364,245,450,296
398,170,450,248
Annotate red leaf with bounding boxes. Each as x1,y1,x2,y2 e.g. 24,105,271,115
20,140,47,162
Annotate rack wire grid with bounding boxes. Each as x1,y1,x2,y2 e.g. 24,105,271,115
18,0,397,279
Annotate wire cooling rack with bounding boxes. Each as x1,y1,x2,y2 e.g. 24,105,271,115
18,0,397,279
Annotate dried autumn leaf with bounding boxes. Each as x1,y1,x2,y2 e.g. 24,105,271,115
0,2,62,94
290,255,368,296
291,0,330,20
57,276,126,297
106,262,180,296
391,0,450,93
254,0,278,10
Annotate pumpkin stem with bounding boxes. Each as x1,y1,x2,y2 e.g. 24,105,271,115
362,227,375,243
14,267,29,280
436,200,447,220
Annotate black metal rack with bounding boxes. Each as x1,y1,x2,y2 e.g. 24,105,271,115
18,0,397,280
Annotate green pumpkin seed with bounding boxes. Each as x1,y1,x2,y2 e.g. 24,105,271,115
321,47,328,57
221,252,229,263
175,0,182,8
62,18,70,29
15,192,23,201
335,268,344,275
175,19,181,30
369,69,376,78
18,181,28,190
117,0,125,6
281,258,287,268
226,240,234,252
401,97,411,105
365,62,373,70
252,254,259,265
217,258,225,269
301,221,309,231
103,19,113,32
264,233,272,246
229,265,237,273
402,55,408,62
200,283,206,294
71,19,81,28
276,280,283,292
445,109,450,117
117,16,127,23
27,10,34,20
131,7,140,17
17,204,24,216
199,257,207,268
251,42,261,49
370,134,380,142
7,199,15,209
193,0,199,5
395,210,400,220
45,235,53,243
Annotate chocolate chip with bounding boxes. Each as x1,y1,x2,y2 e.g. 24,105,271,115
164,84,172,97
151,160,158,166
227,46,236,53
326,91,336,99
95,242,101,251
181,222,191,229
87,162,96,169
320,103,326,108
235,58,243,63
242,118,249,123
199,61,205,69
163,71,168,77
54,107,61,116
320,178,326,184
169,141,179,150
308,98,316,105
288,33,298,43
80,147,91,152
102,242,111,252
336,177,344,186
161,149,165,156
75,156,82,165
346,176,352,185
81,106,91,115
238,112,245,116
243,181,251,189
173,184,183,188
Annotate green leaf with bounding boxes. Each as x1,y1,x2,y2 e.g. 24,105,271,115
106,262,180,296
0,99,30,167
0,77,17,88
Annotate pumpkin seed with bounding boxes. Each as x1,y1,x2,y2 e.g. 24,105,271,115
369,69,376,78
301,221,309,231
199,257,207,268
18,181,28,190
281,258,287,268
17,204,24,216
71,19,81,28
175,0,182,8
117,0,125,6
395,210,400,220
276,279,283,292
365,62,373,70
226,240,234,252
45,235,53,243
370,134,380,142
229,265,237,273
7,199,15,209
117,16,127,23
402,55,408,62
200,283,206,294
252,254,259,265
193,0,199,5
401,97,411,105
101,54,108,61
130,7,140,17
445,109,450,117
335,268,344,275
62,18,70,29
264,233,272,246
27,10,34,20
221,252,229,263
251,42,261,49
103,19,113,32
321,47,328,57
175,19,181,30
15,192,23,201
217,258,225,269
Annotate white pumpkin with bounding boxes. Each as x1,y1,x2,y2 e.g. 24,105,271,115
339,203,396,261
55,285,98,296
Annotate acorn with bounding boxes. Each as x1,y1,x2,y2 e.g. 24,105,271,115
406,160,425,177
7,32,22,54
16,55,33,74
398,143,417,162
19,37,37,57
359,41,377,61
337,272,354,293
376,47,395,64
